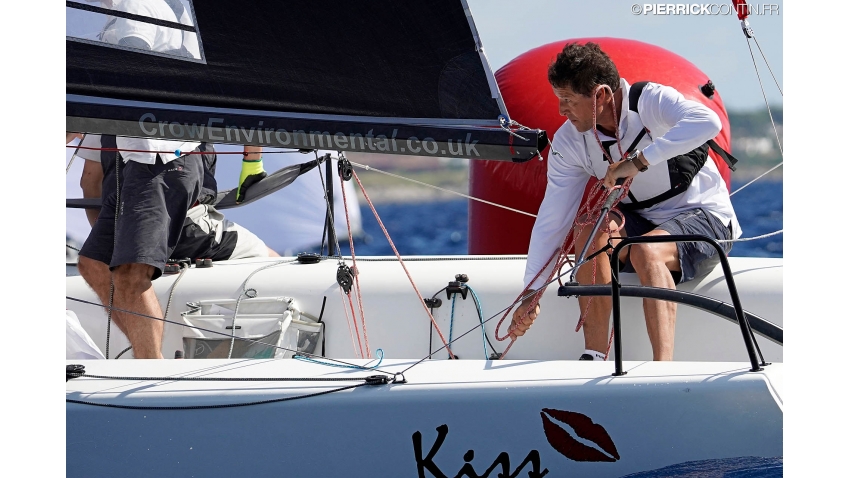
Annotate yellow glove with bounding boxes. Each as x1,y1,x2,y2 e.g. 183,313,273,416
236,158,267,204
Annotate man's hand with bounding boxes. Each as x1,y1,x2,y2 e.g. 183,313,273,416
602,151,646,189
510,295,541,339
236,158,267,204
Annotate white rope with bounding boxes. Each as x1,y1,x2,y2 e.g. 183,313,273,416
718,229,782,243
729,161,783,196
742,25,783,157
751,34,783,97
346,160,538,218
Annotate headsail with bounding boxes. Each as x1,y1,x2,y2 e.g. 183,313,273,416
66,0,545,162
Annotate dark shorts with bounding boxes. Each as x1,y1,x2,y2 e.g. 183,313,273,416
79,154,203,280
618,208,733,284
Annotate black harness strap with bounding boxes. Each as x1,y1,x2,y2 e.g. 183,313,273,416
706,139,739,171
601,130,647,205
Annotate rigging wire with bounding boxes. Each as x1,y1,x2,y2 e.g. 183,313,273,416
346,159,537,218
751,35,783,97
744,38,783,157
295,348,384,370
729,161,783,196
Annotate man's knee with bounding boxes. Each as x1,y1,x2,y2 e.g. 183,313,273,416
629,242,678,270
112,263,156,292
78,256,108,282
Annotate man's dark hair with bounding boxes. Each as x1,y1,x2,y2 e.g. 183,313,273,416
547,42,620,96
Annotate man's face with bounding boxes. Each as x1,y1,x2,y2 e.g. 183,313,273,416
552,84,597,133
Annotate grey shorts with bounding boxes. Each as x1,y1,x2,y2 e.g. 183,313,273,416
79,154,203,281
172,204,270,261
618,208,733,284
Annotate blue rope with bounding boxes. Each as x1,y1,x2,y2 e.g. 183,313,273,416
295,348,384,370
467,286,489,359
448,286,491,359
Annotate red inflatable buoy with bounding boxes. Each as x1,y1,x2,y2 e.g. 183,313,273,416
469,37,732,255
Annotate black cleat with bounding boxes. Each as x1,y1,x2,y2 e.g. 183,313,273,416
579,353,594,361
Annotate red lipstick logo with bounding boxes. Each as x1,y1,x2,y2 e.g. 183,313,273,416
540,408,620,462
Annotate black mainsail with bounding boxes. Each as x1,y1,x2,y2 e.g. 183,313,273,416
66,0,545,162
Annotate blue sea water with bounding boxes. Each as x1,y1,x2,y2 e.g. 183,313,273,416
619,456,783,477
330,179,783,257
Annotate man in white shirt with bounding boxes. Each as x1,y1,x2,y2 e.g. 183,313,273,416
509,42,740,361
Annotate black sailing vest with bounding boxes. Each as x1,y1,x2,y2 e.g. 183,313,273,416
606,81,739,211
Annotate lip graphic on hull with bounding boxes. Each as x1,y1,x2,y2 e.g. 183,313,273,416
540,408,620,462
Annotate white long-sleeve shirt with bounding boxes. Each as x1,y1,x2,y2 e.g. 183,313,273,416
523,79,741,290
78,134,200,165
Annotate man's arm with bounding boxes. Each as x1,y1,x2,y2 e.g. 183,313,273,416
523,138,590,291
510,131,590,338
636,83,722,166
80,160,103,227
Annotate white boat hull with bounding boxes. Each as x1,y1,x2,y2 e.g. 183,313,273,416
66,359,782,477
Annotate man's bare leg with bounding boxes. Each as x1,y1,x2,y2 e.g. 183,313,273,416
628,230,680,361
111,263,164,359
77,256,113,307
574,218,626,354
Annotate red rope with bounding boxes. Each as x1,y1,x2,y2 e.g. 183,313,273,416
350,170,456,359
339,168,372,358
66,145,302,155
338,286,364,358
346,293,369,358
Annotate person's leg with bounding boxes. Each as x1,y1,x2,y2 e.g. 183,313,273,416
77,164,119,319
573,216,625,354
627,230,680,361
110,154,203,358
77,256,112,306
110,263,164,359
631,208,733,361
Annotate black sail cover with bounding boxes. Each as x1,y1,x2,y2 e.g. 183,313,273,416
66,0,545,162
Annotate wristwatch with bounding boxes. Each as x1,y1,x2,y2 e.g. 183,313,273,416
626,151,648,172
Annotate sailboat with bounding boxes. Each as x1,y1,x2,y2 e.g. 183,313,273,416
65,1,782,476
